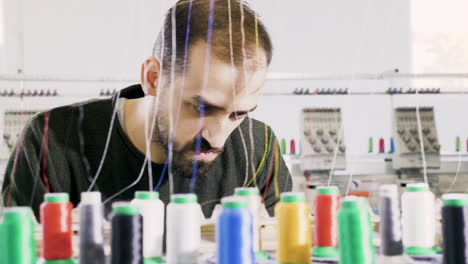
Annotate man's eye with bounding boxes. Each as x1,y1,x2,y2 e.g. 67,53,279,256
193,104,206,113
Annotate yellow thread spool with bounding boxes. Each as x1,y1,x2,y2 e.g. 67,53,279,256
276,192,312,264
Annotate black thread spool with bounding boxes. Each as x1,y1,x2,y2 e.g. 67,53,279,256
442,194,468,264
79,192,105,264
111,202,144,264
379,185,404,256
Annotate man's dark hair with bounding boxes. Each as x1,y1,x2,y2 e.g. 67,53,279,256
153,0,273,73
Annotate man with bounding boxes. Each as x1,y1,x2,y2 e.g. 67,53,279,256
1,0,292,219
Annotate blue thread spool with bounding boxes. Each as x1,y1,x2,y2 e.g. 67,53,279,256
216,196,255,264
389,138,395,153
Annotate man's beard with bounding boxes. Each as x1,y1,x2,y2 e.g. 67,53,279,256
153,115,224,178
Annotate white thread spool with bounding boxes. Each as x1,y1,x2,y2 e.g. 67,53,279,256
131,191,165,261
234,187,261,252
80,192,102,205
166,194,201,264
401,183,436,255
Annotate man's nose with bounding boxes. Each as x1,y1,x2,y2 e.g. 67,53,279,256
201,117,235,149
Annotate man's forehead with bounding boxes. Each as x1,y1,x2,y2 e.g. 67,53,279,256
182,60,266,95
182,41,268,95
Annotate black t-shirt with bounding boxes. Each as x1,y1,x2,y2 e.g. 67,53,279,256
1,85,292,219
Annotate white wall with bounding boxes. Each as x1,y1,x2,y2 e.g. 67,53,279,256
2,0,166,76
1,0,410,76
255,0,411,74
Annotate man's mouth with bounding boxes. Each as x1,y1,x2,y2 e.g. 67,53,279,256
192,150,219,161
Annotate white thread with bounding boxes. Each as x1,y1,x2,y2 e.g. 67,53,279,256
87,90,121,193
228,0,250,186
234,187,261,251
345,173,354,196
239,0,257,183
188,0,217,190
80,191,101,205
142,0,167,193
103,157,149,204
167,3,177,195
328,0,372,186
445,80,466,194
401,183,435,249
414,91,428,184
328,125,344,186
446,151,463,194
88,0,136,192
131,192,165,258
166,194,202,264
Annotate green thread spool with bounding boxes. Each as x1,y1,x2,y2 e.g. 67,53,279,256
0,207,37,264
368,138,373,153
281,138,287,155
338,196,375,264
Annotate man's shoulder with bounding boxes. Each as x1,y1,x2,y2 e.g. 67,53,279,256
50,98,113,117
237,117,272,137
228,117,276,155
26,98,114,133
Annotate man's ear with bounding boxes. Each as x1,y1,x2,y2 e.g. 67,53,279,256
140,56,161,96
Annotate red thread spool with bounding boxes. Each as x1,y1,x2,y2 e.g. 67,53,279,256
290,139,296,154
313,186,340,258
40,193,73,260
379,138,385,153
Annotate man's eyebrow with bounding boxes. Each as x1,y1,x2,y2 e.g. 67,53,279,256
190,96,226,111
190,95,257,113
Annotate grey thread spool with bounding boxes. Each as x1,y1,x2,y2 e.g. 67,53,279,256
379,185,404,256
79,192,105,264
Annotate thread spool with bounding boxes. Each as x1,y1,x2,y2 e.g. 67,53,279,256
312,186,340,258
281,139,287,155
166,194,201,264
234,187,261,253
379,185,403,256
131,191,165,263
78,192,105,264
40,193,75,263
0,207,36,264
217,196,255,264
338,196,375,264
377,185,415,264
442,193,468,264
276,192,311,264
110,202,143,264
290,139,296,154
401,183,437,256
379,138,385,153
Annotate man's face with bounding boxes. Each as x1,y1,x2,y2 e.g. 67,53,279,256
154,41,267,177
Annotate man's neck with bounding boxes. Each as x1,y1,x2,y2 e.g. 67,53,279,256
123,97,166,164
